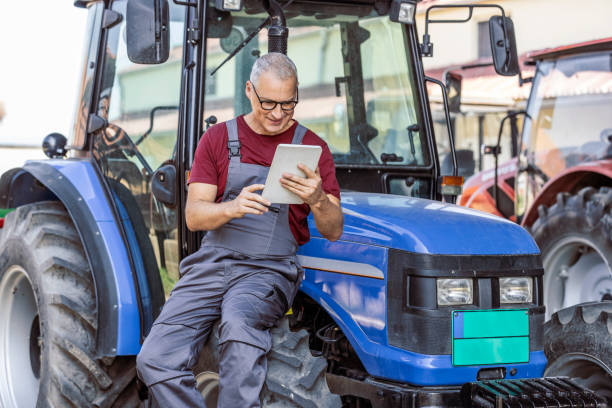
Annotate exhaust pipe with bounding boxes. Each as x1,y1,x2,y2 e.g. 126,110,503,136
264,0,288,54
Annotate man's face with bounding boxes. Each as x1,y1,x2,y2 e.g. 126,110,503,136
245,71,297,135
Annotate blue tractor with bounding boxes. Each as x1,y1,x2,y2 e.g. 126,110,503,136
0,0,608,407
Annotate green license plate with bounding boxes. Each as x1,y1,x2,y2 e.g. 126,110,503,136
452,309,529,366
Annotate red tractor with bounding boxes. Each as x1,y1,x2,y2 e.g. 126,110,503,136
460,38,612,320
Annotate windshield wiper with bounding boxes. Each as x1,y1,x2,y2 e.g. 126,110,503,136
209,17,270,76
210,0,296,76
379,124,420,165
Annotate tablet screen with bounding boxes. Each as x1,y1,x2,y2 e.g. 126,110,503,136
262,144,322,204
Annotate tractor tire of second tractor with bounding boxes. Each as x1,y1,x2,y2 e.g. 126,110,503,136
531,186,612,319
544,301,612,401
0,201,139,408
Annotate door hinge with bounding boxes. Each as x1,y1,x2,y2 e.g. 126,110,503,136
187,19,200,45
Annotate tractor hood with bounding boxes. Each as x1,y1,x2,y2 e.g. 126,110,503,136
309,192,539,256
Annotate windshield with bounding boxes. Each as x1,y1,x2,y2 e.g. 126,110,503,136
522,51,612,181
203,9,428,167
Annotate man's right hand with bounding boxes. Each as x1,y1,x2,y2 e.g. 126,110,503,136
186,182,272,231
226,184,272,218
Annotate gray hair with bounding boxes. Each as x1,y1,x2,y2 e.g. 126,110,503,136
249,53,298,86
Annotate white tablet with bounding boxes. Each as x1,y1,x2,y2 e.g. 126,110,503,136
263,144,322,204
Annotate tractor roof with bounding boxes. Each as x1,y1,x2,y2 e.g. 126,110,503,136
527,37,612,62
74,0,412,8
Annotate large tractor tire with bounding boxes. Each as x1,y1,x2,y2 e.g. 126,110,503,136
544,301,612,401
531,187,612,320
194,317,341,407
0,201,139,408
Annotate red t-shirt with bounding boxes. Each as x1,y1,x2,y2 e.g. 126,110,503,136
188,115,340,245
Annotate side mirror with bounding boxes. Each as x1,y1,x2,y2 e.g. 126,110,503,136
489,16,519,76
444,71,462,114
126,0,170,64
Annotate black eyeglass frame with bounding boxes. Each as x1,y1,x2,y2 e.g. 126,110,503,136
251,84,299,112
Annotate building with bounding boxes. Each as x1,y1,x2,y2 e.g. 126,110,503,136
416,0,612,176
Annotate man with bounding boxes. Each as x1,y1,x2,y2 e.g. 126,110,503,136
136,53,343,407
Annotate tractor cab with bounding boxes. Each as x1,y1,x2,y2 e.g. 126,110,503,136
516,38,612,222
77,0,442,302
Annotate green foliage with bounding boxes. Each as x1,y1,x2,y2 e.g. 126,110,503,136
159,267,177,297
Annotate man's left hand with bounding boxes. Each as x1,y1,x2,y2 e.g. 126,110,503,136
280,163,327,207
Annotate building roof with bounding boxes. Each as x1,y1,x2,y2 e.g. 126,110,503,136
425,55,533,108
427,73,530,108
426,44,612,109
526,37,612,62
530,69,612,100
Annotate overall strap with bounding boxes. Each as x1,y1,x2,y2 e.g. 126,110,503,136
226,118,241,163
291,124,307,145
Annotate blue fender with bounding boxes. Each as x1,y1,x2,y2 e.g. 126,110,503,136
1,159,143,356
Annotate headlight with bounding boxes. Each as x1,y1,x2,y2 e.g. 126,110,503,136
500,277,533,303
437,278,473,306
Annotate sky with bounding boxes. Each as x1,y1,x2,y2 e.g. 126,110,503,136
0,1,86,146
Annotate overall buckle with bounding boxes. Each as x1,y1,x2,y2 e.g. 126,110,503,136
227,140,241,159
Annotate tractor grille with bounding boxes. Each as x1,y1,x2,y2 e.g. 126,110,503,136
462,377,607,407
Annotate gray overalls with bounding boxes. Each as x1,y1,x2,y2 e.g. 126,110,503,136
137,118,307,407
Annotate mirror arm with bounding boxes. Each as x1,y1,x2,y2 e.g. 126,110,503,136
442,61,494,89
420,4,506,57
425,76,457,177
492,110,526,212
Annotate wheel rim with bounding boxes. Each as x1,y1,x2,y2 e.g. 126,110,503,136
543,236,612,320
545,353,612,401
195,371,219,407
0,266,40,408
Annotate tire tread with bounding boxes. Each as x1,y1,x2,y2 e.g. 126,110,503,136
264,318,341,408
0,201,139,408
545,301,612,367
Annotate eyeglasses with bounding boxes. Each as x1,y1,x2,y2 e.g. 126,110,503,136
252,84,299,112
